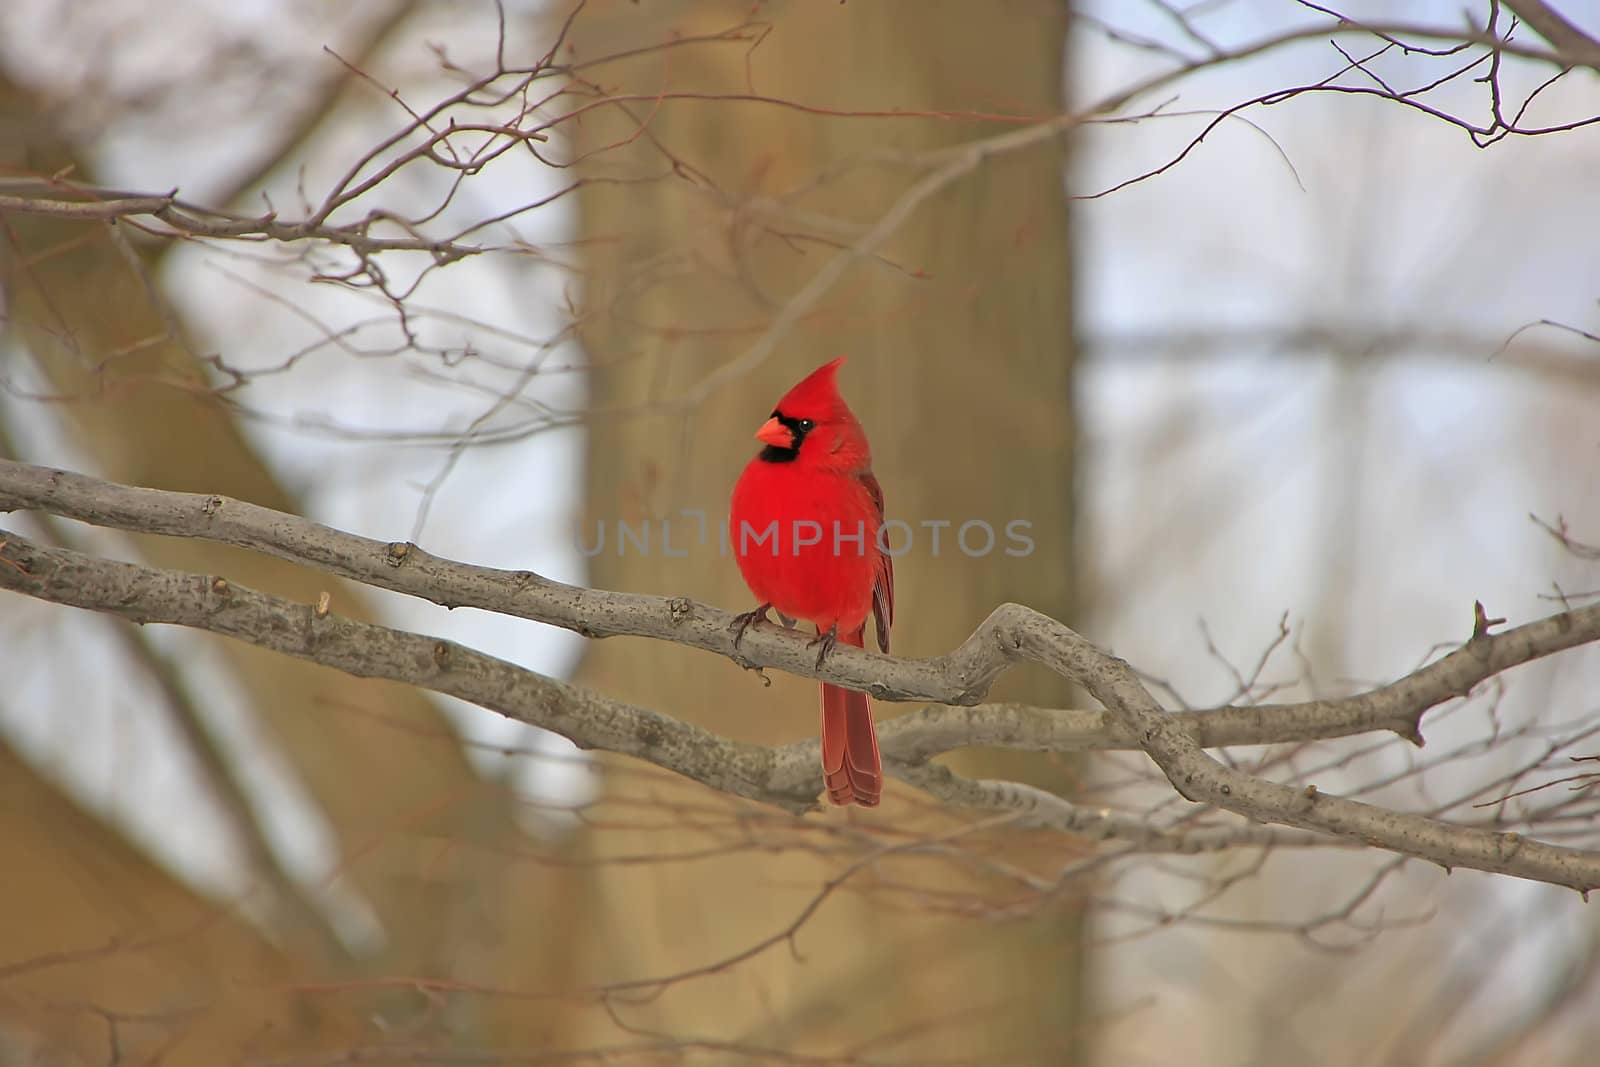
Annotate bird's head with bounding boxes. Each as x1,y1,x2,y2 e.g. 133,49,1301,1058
753,357,866,467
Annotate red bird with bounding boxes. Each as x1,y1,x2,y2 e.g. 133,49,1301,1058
729,357,893,807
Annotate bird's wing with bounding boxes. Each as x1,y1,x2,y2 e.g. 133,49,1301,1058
860,470,894,654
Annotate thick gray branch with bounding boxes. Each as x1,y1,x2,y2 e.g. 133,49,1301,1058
873,615,1579,758
1002,618,1600,894
5,460,1600,891
3,460,1595,760
0,528,1440,857
0,459,1008,705
0,527,1339,857
0,528,815,811
890,762,1340,854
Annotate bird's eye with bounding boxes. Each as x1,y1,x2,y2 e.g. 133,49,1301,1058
797,419,815,432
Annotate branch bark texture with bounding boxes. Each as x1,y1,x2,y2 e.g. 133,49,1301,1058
4,460,1600,891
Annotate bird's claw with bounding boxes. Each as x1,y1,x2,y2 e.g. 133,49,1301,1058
808,624,839,670
731,603,774,649
734,607,838,671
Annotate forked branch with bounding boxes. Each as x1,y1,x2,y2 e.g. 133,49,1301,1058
3,460,1599,891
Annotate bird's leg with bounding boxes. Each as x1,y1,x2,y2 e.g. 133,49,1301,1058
808,623,839,670
777,611,797,629
731,602,775,649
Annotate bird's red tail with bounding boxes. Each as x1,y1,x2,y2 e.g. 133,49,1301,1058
819,627,881,807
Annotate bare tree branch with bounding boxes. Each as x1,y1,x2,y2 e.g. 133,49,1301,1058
0,9,1583,336
209,1,424,210
3,459,1595,750
1503,0,1600,70
890,761,1339,854
0,185,486,261
4,460,1600,891
0,526,817,809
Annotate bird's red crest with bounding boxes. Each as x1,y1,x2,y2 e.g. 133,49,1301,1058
774,356,850,421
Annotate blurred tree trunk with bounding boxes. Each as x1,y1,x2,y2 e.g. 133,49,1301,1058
565,1,1087,1060
0,734,361,1064
0,68,586,1055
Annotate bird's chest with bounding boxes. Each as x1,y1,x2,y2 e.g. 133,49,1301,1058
729,464,879,628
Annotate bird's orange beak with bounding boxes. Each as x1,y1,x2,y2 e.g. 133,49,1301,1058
755,417,793,449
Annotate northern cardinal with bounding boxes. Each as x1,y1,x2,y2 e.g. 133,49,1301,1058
729,357,892,807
